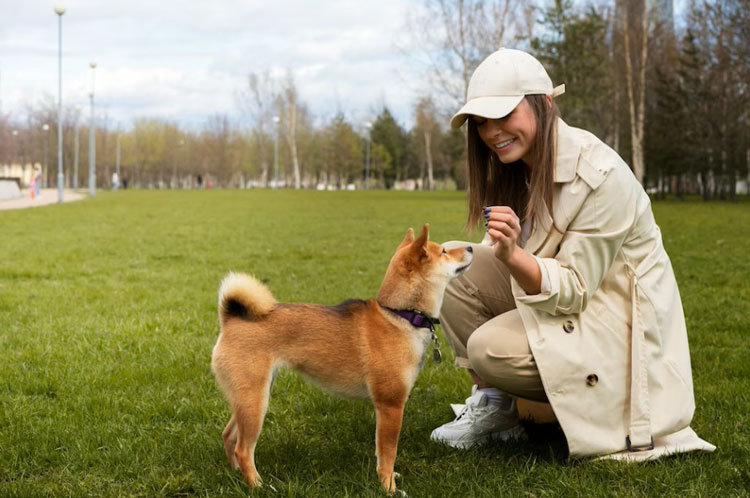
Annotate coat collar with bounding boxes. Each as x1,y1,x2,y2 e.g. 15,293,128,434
522,118,581,254
554,118,581,184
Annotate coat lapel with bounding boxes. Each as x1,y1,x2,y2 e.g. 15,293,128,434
524,119,581,256
524,202,553,255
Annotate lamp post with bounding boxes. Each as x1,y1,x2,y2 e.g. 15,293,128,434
42,123,50,187
73,105,81,189
272,115,280,189
54,5,65,202
364,121,372,190
115,127,120,189
88,61,97,196
12,129,18,164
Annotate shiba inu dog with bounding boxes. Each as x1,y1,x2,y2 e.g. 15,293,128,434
211,224,472,494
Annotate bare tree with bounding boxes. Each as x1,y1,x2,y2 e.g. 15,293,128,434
240,71,278,187
403,0,533,108
620,0,649,183
279,71,303,189
414,97,440,190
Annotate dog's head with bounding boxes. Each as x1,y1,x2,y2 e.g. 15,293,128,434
377,224,473,317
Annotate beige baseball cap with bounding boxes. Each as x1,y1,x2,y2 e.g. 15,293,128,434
450,48,565,129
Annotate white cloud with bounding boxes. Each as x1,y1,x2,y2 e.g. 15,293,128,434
0,0,425,129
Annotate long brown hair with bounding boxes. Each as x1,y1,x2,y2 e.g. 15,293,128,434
465,95,560,235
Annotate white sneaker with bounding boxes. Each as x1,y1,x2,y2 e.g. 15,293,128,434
430,386,525,449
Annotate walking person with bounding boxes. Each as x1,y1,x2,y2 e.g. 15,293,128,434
33,167,42,199
431,48,715,460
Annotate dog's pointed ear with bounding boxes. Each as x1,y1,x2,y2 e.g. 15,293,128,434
398,228,415,250
409,223,430,258
414,223,429,248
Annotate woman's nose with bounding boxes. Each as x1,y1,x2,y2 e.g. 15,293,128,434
484,118,504,137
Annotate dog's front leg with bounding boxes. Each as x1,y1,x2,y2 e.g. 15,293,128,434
222,414,238,469
373,400,406,494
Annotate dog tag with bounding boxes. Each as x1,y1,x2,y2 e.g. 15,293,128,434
430,325,442,363
433,347,442,363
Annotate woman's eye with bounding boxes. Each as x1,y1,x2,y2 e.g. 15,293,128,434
441,249,447,255
474,119,486,126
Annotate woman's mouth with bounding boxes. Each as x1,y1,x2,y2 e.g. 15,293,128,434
494,138,516,152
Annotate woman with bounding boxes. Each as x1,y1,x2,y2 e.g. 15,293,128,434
431,48,715,460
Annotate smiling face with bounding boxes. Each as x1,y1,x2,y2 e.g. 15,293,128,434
472,97,538,167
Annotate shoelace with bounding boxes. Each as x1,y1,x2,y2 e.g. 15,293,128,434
455,398,490,423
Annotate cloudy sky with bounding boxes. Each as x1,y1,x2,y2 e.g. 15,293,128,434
0,0,427,130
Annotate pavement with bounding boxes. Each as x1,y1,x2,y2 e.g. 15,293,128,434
0,188,86,210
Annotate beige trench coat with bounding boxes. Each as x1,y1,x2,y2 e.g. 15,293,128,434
509,118,715,460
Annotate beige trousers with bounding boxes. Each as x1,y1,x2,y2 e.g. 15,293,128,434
439,241,548,403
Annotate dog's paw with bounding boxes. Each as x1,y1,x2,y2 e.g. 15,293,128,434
246,473,262,488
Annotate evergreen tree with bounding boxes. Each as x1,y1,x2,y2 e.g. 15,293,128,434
370,107,407,188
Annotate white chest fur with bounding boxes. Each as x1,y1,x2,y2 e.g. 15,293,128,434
402,327,431,390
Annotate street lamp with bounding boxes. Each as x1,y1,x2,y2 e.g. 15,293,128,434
12,129,18,164
73,105,81,189
42,123,50,187
273,115,280,189
88,61,97,196
55,5,65,202
364,121,372,190
115,126,121,189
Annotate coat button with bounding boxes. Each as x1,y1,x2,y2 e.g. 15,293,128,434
563,320,575,333
586,374,599,386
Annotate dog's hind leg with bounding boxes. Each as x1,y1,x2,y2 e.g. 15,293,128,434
222,414,238,469
372,394,407,494
232,359,274,488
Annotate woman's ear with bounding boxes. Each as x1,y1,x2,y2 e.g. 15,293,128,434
545,95,552,108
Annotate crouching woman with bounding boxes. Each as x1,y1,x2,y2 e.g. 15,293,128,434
432,48,715,460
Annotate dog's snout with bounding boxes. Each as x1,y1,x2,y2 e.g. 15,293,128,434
466,246,473,253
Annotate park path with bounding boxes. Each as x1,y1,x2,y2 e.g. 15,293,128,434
0,188,86,211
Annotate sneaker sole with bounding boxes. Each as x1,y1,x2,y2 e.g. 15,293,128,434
431,424,526,450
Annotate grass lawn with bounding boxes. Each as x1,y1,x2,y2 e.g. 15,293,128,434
0,190,748,497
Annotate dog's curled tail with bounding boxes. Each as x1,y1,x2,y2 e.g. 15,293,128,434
218,272,276,323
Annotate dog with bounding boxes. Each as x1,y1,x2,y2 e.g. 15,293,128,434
211,224,472,494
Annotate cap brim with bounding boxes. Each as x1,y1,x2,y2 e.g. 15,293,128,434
450,95,525,129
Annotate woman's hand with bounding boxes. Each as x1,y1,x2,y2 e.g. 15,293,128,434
484,206,522,262
484,205,542,295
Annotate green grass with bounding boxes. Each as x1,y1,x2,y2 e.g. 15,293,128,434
0,190,748,497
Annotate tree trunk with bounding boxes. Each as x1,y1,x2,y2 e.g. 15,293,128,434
288,104,301,189
424,129,434,190
622,0,648,183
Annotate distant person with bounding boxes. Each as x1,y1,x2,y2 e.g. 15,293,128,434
33,167,42,198
29,170,36,199
197,174,203,188
122,177,128,189
431,48,714,461
112,171,120,190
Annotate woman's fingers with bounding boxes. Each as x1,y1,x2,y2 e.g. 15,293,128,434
483,206,520,232
487,214,520,233
487,220,515,238
487,227,512,243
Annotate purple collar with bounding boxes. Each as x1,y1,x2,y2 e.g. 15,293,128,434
383,307,439,330
382,306,443,363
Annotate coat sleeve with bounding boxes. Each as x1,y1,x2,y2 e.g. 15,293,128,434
515,161,640,315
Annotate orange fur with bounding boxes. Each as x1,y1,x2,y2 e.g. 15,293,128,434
211,224,473,494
